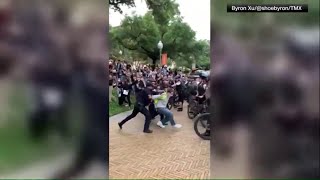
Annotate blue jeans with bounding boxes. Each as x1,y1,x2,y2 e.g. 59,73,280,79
157,107,176,126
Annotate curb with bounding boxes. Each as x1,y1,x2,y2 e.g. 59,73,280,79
109,110,132,121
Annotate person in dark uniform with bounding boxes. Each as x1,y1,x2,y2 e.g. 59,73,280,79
148,79,160,119
134,75,146,93
118,83,153,133
116,60,122,77
117,81,124,105
174,77,185,111
123,79,132,106
196,74,208,104
193,74,210,136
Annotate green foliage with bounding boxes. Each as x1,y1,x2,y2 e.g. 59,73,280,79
145,0,180,36
110,0,210,68
111,12,159,62
193,40,210,69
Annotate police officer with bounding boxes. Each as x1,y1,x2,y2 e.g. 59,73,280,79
118,83,153,133
174,77,184,111
196,74,208,104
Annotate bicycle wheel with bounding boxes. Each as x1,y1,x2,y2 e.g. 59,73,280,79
194,113,211,140
187,104,196,119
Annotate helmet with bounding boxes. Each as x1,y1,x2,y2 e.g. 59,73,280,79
199,73,207,79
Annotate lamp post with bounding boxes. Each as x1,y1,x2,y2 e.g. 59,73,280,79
157,41,163,66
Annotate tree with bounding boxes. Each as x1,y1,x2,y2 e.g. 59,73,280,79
109,0,136,14
112,12,197,67
110,25,125,59
110,0,210,69
145,0,180,37
111,25,148,66
172,39,209,69
193,40,210,69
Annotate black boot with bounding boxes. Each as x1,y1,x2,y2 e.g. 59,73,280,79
118,122,123,129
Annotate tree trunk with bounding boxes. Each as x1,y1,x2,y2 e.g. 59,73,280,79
192,59,196,69
151,58,157,70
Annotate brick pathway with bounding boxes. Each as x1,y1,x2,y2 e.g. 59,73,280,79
109,105,210,179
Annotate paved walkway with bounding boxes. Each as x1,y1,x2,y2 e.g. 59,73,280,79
109,105,210,179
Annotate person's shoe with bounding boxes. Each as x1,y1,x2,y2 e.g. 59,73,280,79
160,118,168,125
143,129,153,133
118,122,122,129
157,121,165,128
173,124,182,128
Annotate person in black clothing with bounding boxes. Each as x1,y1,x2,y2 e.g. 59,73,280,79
197,75,210,137
175,78,185,111
131,75,137,94
118,83,153,133
197,75,207,104
148,81,165,120
122,79,131,107
174,69,178,77
52,66,108,179
134,76,145,93
116,60,122,76
117,82,124,106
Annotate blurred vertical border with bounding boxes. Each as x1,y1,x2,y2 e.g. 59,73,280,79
0,0,109,178
210,0,319,178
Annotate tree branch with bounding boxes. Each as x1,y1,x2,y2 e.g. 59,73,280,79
109,0,136,14
134,32,142,40
171,37,177,46
117,38,138,51
161,31,166,39
138,42,157,60
114,30,142,51
140,45,152,54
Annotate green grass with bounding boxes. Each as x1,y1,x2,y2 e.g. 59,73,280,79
109,88,135,117
0,83,79,173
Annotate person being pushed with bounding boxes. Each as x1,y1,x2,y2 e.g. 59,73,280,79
152,87,182,129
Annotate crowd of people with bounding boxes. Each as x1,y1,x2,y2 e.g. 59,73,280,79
109,59,209,133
